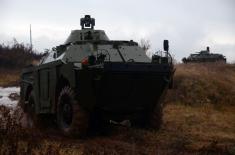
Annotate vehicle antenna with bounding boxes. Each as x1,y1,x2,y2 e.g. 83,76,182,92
30,24,33,50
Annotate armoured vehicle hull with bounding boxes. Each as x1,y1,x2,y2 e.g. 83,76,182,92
182,47,226,63
20,15,174,136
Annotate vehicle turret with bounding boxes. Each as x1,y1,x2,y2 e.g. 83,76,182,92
65,15,109,44
41,15,173,65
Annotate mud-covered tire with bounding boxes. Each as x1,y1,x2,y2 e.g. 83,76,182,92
149,102,163,130
57,86,89,137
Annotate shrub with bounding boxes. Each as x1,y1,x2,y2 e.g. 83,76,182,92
0,39,43,69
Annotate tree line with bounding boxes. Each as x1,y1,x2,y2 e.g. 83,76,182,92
0,39,43,69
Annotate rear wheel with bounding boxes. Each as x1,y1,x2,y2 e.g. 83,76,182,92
149,102,163,130
57,86,89,137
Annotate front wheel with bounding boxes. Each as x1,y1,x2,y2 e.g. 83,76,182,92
57,86,89,137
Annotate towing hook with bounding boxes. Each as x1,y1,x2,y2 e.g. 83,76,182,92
109,120,131,127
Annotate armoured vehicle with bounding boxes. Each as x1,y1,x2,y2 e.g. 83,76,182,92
20,15,175,136
182,47,226,63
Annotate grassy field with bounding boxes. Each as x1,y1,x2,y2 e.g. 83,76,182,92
0,63,235,155
0,68,20,87
0,40,42,87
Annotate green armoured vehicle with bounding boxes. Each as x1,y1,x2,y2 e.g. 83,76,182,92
20,15,175,136
182,47,226,63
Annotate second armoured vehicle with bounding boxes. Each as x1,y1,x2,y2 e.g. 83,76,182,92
20,15,175,136
182,47,226,63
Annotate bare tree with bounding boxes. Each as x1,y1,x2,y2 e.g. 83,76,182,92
139,39,151,53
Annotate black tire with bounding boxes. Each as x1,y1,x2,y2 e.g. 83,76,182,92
149,102,163,130
57,86,89,137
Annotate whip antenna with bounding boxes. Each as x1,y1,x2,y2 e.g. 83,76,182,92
30,24,33,50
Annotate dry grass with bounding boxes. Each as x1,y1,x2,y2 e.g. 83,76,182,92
0,39,43,87
0,63,235,155
163,104,235,153
0,68,20,87
1,104,234,155
166,63,235,105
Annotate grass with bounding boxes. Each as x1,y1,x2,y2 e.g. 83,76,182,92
163,104,235,152
1,104,234,155
166,63,235,105
0,63,235,155
0,68,20,87
0,39,42,87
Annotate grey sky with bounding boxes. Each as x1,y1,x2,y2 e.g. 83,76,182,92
1,0,235,62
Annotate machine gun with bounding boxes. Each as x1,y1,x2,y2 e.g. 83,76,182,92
80,15,95,29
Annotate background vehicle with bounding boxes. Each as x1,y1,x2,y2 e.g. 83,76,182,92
182,47,226,63
20,15,175,136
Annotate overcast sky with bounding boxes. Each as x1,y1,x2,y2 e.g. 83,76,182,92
1,0,235,62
